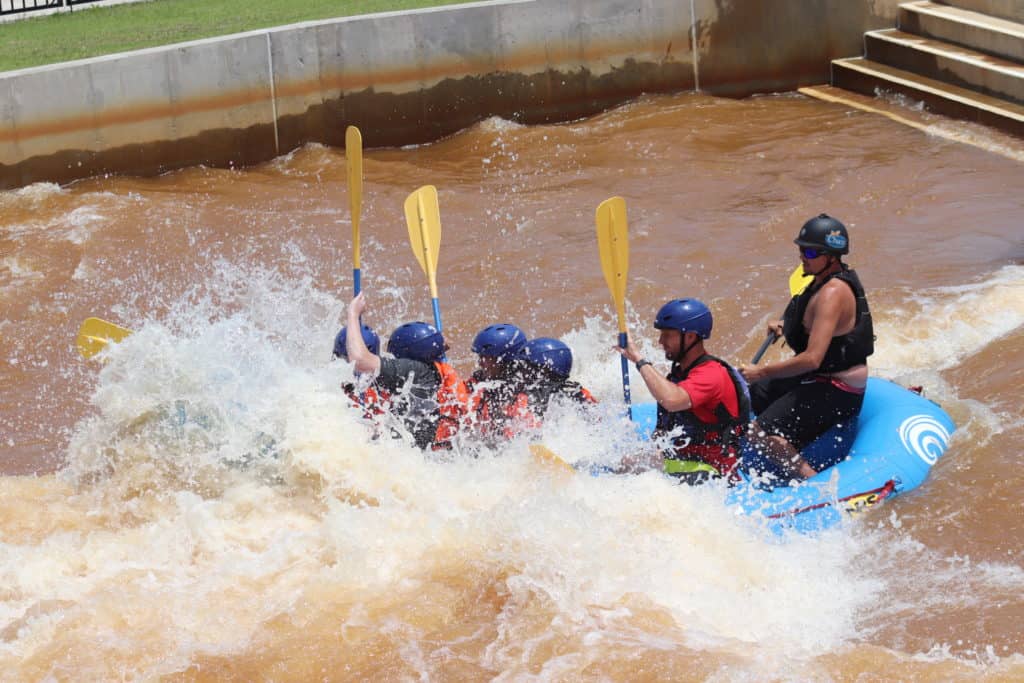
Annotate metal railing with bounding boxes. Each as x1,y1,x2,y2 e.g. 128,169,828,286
2,0,107,17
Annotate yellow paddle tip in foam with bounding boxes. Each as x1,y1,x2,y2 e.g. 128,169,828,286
529,444,575,476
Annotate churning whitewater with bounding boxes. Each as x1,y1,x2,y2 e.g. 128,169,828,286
2,93,1022,679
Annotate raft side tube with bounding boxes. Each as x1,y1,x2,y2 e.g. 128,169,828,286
630,378,955,532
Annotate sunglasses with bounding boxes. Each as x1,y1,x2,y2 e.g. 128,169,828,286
800,247,828,259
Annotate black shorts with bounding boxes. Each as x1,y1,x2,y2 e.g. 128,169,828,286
750,375,864,451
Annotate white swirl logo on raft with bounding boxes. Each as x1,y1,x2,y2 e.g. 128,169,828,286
898,414,951,465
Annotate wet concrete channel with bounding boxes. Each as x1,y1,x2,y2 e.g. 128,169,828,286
0,0,903,189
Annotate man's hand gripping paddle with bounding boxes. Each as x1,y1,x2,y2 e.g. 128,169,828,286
750,265,814,364
596,197,632,419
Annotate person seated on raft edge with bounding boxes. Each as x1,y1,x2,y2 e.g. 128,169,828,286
614,299,751,486
738,213,874,481
345,293,470,451
512,337,597,425
463,323,531,447
333,322,389,420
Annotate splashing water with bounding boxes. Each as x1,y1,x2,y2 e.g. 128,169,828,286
3,93,1023,679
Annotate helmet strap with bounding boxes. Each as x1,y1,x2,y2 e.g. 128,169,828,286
675,333,701,364
806,254,835,278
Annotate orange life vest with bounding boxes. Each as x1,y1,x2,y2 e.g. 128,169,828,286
503,380,596,440
497,392,543,440
343,383,389,419
572,385,597,405
432,360,470,448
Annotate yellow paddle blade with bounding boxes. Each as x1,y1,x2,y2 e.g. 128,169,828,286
595,196,629,329
789,263,813,296
529,444,575,475
345,126,363,268
404,185,442,281
76,317,133,359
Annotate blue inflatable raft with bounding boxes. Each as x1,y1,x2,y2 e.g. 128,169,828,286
630,377,956,533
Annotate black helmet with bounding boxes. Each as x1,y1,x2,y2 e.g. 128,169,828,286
794,214,849,256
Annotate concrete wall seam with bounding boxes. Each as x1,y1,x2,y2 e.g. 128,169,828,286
689,0,700,92
266,32,280,156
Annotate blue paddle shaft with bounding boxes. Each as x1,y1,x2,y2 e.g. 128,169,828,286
352,269,365,404
431,298,443,332
431,297,447,361
618,332,632,420
751,332,778,364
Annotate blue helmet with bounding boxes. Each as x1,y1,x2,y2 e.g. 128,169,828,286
333,324,380,359
472,324,527,359
517,337,573,379
654,299,713,339
387,322,445,363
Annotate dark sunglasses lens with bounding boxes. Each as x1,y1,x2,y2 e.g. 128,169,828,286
802,247,821,259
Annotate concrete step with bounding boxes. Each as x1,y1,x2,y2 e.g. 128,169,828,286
865,28,1024,104
900,1,1024,62
800,85,1024,161
934,0,1023,23
832,56,1024,135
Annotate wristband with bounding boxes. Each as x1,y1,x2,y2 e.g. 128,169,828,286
635,360,652,371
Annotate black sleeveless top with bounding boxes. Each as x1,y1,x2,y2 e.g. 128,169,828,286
782,265,874,373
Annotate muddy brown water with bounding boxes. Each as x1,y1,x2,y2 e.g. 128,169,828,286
1,92,1023,679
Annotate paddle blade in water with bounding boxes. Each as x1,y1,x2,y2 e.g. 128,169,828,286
76,317,132,359
530,444,575,476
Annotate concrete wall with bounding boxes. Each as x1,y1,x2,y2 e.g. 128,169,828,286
0,0,900,190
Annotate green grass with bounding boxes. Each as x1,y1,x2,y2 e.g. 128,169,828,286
0,0,477,72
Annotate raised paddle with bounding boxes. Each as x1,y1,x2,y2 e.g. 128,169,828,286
346,125,364,296
403,185,446,357
76,317,132,359
750,264,814,364
595,196,632,419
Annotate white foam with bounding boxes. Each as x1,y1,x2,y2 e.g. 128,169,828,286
873,264,1024,373
2,254,1019,677
476,115,526,134
40,265,875,663
0,181,63,210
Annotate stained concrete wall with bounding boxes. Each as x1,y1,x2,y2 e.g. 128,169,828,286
0,0,900,190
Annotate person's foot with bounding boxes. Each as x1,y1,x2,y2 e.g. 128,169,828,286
797,461,818,479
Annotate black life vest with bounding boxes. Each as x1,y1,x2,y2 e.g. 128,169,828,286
380,360,468,451
466,372,525,442
519,378,596,416
654,354,751,475
782,265,874,373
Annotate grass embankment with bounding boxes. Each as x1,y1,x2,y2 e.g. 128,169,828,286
0,0,475,72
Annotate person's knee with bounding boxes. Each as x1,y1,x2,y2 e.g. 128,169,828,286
767,434,794,454
749,381,774,415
